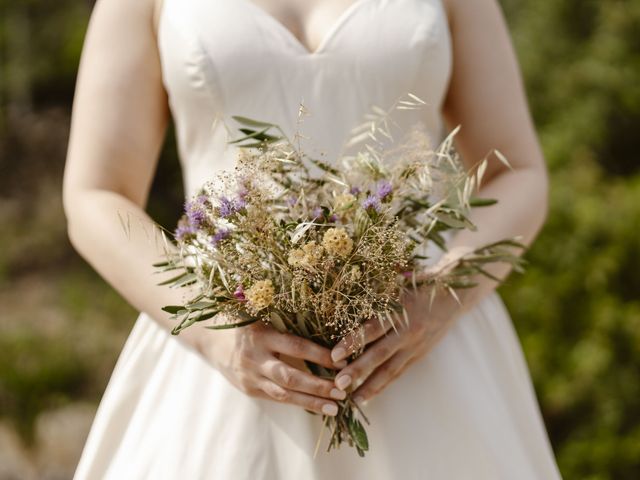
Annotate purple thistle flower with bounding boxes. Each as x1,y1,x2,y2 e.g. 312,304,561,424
349,186,361,195
218,196,243,218
184,199,207,228
217,194,247,218
210,228,231,246
233,284,246,301
175,223,197,241
236,195,248,210
286,195,298,207
329,214,338,222
376,180,393,200
362,195,382,212
186,207,206,229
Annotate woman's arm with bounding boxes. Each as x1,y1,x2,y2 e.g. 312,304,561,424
440,0,549,282
62,0,199,343
329,0,549,400
63,0,347,415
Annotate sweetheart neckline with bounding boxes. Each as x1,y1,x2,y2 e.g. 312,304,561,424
235,0,377,56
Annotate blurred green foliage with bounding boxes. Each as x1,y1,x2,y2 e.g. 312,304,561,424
500,1,640,478
0,0,638,477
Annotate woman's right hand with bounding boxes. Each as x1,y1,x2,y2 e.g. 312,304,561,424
193,320,348,417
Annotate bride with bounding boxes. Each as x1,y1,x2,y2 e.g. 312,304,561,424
63,0,563,478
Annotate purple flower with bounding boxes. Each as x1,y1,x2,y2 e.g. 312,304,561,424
362,195,382,212
218,196,244,218
233,284,246,301
175,223,197,241
329,214,338,222
187,210,207,228
349,186,361,195
185,203,206,228
286,195,298,207
376,180,393,200
210,228,231,246
235,195,247,210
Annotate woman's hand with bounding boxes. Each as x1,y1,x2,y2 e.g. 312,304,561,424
195,320,349,416
329,289,458,403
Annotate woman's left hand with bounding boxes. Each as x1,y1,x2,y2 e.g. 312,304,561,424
329,288,458,403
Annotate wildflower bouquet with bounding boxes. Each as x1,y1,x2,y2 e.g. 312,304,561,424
154,95,525,457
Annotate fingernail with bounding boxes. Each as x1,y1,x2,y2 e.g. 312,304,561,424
336,375,352,391
330,388,347,400
333,359,347,369
322,403,338,416
331,347,346,362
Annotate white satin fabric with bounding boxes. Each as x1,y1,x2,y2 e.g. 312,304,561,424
74,0,563,478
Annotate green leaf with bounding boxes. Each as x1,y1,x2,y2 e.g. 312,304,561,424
428,232,447,251
236,141,269,149
231,115,276,128
474,266,503,282
161,305,184,314
477,238,527,250
228,127,280,145
348,417,369,452
157,272,190,286
446,280,479,289
173,273,198,287
435,212,474,230
269,311,288,333
469,197,498,207
185,300,218,310
238,128,280,142
204,317,259,330
194,311,220,322
308,157,340,175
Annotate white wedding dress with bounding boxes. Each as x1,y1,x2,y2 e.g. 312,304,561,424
74,0,563,478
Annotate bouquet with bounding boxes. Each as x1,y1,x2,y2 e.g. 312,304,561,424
153,94,525,457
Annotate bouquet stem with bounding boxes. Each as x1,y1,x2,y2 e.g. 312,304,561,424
307,363,371,457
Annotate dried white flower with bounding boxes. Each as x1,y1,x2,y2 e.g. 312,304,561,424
246,279,275,313
322,227,353,258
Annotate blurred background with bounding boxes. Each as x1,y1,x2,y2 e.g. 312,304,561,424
0,0,638,478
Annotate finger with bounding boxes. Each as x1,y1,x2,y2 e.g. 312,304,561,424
331,316,395,363
333,331,405,391
352,349,415,403
266,330,346,369
259,379,340,416
261,359,347,401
